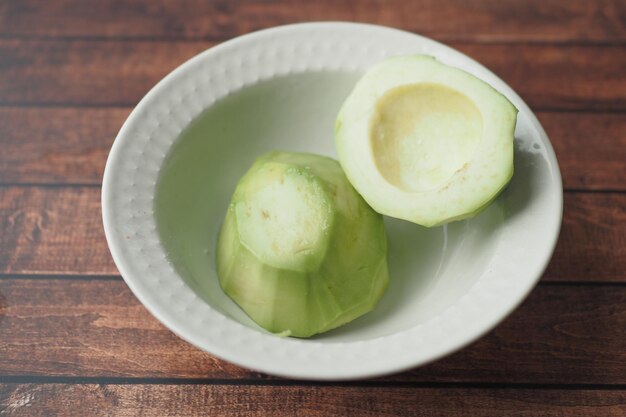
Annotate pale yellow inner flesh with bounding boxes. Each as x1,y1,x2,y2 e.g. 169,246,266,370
371,83,484,192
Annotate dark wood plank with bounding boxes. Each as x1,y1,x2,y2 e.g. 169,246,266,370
0,39,210,106
1,187,624,282
406,284,626,384
1,384,625,417
2,108,624,190
547,193,626,282
0,0,625,43
454,43,626,112
0,279,624,383
0,278,254,379
0,108,128,184
537,112,626,191
0,40,624,111
0,187,116,275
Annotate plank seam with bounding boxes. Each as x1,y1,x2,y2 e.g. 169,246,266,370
0,376,625,390
0,33,625,46
0,273,122,281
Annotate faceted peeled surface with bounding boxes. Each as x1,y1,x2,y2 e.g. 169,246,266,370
371,83,484,192
217,152,389,338
235,163,331,272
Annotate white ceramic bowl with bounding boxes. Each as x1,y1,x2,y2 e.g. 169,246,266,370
102,22,562,380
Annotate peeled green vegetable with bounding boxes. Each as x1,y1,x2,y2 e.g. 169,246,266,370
216,151,389,338
335,55,518,227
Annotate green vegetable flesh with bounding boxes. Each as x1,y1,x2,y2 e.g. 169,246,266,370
216,151,389,338
335,55,518,227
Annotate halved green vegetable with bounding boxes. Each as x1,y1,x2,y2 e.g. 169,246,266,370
335,55,518,227
216,151,389,338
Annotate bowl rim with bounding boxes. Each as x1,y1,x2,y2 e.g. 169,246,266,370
102,21,563,380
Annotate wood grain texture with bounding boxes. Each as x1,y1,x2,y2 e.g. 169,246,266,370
0,278,254,379
0,39,210,106
0,279,624,383
536,112,626,191
1,109,625,190
0,1,623,414
0,108,128,184
547,193,626,282
0,40,624,111
0,0,625,43
0,187,115,275
1,384,625,417
1,187,624,282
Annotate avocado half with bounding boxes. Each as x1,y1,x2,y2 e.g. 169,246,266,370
216,151,389,338
335,55,518,227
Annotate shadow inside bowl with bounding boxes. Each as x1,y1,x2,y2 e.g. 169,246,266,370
317,203,505,341
155,71,362,331
155,71,552,342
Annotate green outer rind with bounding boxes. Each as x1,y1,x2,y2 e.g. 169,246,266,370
216,151,389,338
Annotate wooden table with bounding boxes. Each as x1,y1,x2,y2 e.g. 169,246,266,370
1,1,625,415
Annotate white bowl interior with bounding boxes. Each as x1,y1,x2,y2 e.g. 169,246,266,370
155,71,546,342
103,23,562,379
